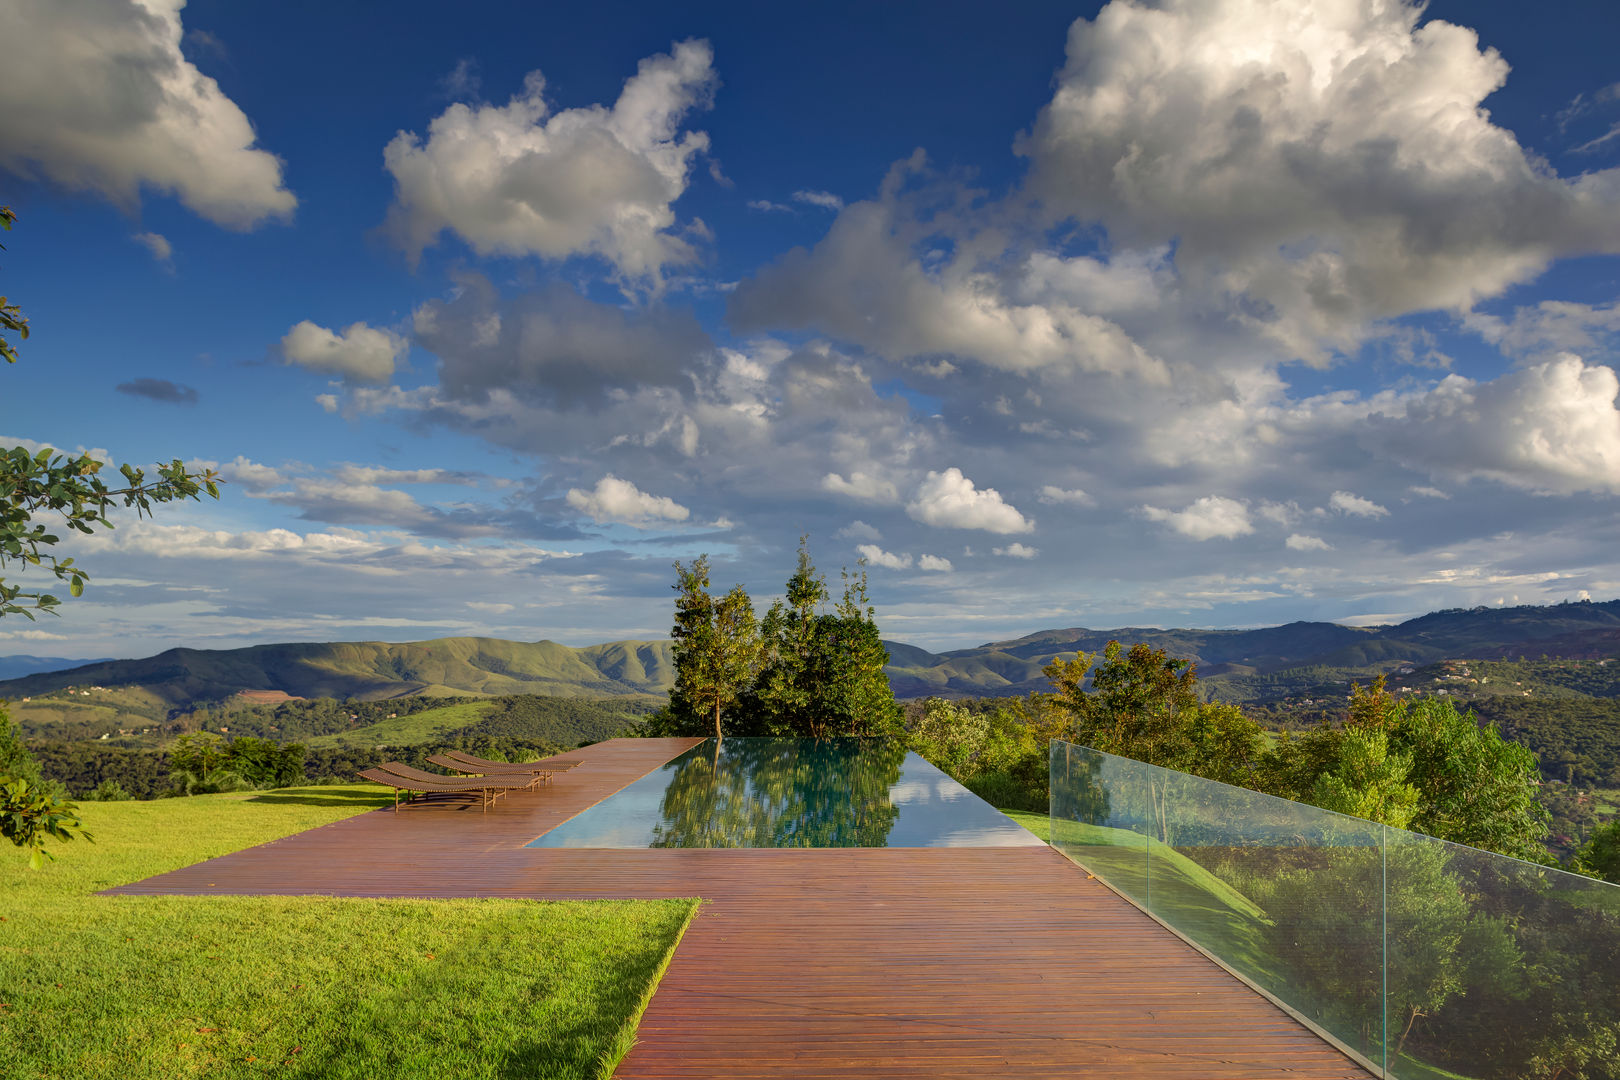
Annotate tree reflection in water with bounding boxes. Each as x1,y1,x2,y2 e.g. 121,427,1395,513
650,738,908,847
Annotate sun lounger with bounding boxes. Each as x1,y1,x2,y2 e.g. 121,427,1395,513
376,760,541,792
357,766,515,813
437,749,585,775
426,754,551,786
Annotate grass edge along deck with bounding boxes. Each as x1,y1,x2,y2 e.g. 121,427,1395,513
106,737,1371,1079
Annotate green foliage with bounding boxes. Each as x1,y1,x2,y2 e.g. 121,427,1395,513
1045,640,1265,786
663,543,902,739
0,703,43,784
0,447,222,619
1,208,220,619
648,738,907,847
1396,695,1551,861
87,778,132,802
167,733,252,795
2,775,91,868
668,555,762,738
1309,727,1419,829
221,735,307,788
1264,680,1551,859
1577,821,1620,883
0,206,26,365
168,732,307,794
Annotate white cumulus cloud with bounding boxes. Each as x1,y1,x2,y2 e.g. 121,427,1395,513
1368,356,1620,495
906,468,1033,534
822,471,899,503
1022,0,1620,359
566,475,690,527
994,543,1039,559
1286,534,1333,552
834,520,882,542
382,39,717,283
856,544,912,570
1142,496,1253,541
1330,491,1390,518
281,321,407,385
0,0,296,228
917,554,953,572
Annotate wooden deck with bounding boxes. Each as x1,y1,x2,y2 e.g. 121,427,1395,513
108,737,1370,1079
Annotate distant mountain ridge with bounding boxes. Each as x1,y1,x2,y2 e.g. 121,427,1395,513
0,637,674,708
4,599,1619,708
0,656,118,681
884,600,1620,699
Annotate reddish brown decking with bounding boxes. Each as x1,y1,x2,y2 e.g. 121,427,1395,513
108,737,1370,1079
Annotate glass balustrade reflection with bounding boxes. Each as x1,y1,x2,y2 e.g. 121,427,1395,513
1050,740,1620,1080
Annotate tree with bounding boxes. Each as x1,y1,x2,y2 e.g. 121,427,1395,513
744,543,901,738
1,701,92,866
1575,821,1620,884
1044,639,1265,785
2,775,91,869
1,207,222,618
1263,678,1551,860
749,539,829,734
668,555,761,739
1309,727,1420,829
662,542,903,740
820,564,903,738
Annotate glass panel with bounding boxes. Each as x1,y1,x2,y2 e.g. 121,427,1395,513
1050,739,1620,1080
1050,741,1151,905
1049,740,1387,1073
1385,829,1620,1080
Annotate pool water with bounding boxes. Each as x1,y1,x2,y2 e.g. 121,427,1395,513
528,738,1044,848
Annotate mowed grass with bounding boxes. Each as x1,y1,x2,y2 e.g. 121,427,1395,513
303,701,495,749
0,786,697,1080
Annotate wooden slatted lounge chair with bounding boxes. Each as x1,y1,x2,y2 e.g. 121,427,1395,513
425,754,551,787
376,761,541,793
437,749,586,775
357,766,511,813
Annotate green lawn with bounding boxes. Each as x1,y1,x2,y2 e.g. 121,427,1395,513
0,786,697,1080
302,701,498,749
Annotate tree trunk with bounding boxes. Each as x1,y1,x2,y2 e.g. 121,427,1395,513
714,700,722,742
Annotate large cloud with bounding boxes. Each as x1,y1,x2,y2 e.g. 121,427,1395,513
566,475,690,528
1365,355,1620,495
382,39,716,282
0,0,295,228
906,468,1033,534
731,165,1170,383
1020,0,1620,360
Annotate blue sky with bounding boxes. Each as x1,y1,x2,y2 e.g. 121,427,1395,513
2,0,1620,659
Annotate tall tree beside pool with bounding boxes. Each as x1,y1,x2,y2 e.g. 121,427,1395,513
668,555,761,741
658,543,903,739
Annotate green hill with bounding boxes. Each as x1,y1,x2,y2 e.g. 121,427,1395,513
0,637,675,709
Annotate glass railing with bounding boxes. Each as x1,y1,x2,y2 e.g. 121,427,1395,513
1048,740,1620,1080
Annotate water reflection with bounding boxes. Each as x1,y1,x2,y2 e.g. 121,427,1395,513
651,738,907,848
528,737,1044,848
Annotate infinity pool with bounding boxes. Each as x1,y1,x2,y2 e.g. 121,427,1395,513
528,738,1043,848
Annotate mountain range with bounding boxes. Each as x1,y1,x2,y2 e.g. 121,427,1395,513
4,599,1620,709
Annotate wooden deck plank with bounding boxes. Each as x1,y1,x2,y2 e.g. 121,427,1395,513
106,737,1371,1079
